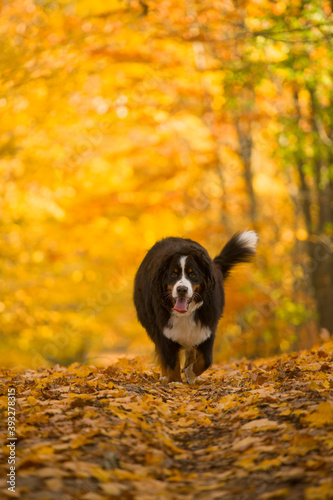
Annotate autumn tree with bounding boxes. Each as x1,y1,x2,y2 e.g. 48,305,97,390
257,0,333,334
0,0,332,367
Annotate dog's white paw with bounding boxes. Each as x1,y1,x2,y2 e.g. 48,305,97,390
184,364,197,384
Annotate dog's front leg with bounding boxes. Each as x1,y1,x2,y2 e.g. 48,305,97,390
161,359,182,383
157,338,182,383
184,336,214,384
184,347,197,369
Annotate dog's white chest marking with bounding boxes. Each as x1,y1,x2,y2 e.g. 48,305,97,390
163,312,211,348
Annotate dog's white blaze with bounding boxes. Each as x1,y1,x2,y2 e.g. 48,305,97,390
237,230,258,251
180,255,186,273
172,255,193,298
163,314,211,348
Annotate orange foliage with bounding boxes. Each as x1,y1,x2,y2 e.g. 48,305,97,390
1,0,330,368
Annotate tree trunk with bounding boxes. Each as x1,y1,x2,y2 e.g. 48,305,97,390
235,120,257,224
294,88,333,334
307,240,333,334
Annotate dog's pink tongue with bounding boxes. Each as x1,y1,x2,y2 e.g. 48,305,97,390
173,297,188,313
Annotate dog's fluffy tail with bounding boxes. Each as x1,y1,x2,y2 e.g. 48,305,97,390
214,230,258,280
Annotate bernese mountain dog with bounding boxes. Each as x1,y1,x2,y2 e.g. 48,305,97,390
134,230,258,384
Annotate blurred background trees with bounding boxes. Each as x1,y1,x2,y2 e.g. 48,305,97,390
0,0,332,368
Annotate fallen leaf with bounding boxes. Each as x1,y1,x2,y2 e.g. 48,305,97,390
241,418,282,431
303,402,333,428
259,489,290,500
44,478,63,491
274,467,305,481
256,458,282,470
82,493,105,500
232,436,261,452
305,483,333,500
100,483,128,495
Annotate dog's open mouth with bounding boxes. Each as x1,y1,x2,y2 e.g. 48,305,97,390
172,297,192,313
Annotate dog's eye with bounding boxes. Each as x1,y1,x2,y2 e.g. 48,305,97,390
189,271,197,278
171,270,178,277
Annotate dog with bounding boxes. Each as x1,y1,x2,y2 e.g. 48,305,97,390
133,230,258,384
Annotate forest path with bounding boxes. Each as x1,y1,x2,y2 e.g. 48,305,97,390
1,343,333,500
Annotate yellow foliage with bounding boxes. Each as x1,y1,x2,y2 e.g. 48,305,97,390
0,0,328,368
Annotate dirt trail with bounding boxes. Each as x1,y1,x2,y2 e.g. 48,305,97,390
1,343,333,499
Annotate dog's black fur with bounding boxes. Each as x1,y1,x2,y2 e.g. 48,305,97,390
134,231,257,383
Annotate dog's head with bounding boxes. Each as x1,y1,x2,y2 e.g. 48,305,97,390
162,253,214,314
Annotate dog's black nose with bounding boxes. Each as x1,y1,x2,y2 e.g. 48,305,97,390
176,285,188,295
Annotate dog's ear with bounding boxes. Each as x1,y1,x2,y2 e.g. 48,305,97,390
151,255,171,292
199,251,216,292
151,256,174,326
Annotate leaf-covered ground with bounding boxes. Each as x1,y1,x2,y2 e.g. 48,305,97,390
1,343,333,500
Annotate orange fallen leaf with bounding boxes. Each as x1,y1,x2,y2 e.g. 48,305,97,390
303,402,333,428
259,489,291,500
305,483,333,500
